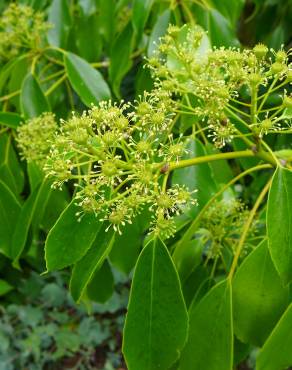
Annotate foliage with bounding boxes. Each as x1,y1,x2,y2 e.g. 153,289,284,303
0,269,129,370
0,1,292,370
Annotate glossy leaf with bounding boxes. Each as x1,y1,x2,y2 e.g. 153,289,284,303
179,280,233,370
109,23,134,98
123,238,188,370
0,180,21,258
48,0,72,48
20,73,50,119
267,167,292,284
233,240,289,346
132,0,154,41
86,260,114,303
256,304,292,370
45,199,102,271
64,52,111,106
0,112,22,129
70,225,115,302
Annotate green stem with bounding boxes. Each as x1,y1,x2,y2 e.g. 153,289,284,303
250,86,258,125
168,150,254,171
45,75,67,96
228,178,272,279
0,90,21,102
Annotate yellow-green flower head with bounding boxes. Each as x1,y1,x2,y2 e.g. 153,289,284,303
0,3,50,61
17,112,57,165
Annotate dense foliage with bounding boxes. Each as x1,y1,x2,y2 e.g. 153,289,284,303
0,1,291,369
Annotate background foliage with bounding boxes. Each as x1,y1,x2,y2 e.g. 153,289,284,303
0,0,291,369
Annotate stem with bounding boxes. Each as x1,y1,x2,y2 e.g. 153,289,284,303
40,69,65,83
0,90,21,102
257,78,278,112
172,163,272,258
168,150,255,171
45,75,67,96
91,61,109,68
250,86,258,125
228,178,272,279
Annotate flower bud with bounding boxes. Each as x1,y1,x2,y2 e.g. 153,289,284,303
283,96,292,108
253,43,268,59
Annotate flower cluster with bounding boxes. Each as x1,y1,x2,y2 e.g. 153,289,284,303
0,4,50,61
17,113,57,165
148,25,292,146
18,90,196,237
197,199,257,260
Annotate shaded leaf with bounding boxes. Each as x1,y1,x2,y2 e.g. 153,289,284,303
267,167,292,284
256,304,292,370
0,133,24,196
233,240,289,346
0,112,22,129
48,0,72,48
86,260,114,303
70,225,115,302
179,280,233,370
109,23,134,98
132,0,154,41
0,279,13,296
20,73,50,119
0,180,21,258
11,180,52,264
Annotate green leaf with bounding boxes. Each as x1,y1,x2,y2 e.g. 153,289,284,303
132,0,154,41
11,180,52,264
64,52,111,107
179,279,233,370
193,5,239,48
0,180,21,258
123,238,188,370
172,138,218,217
70,225,115,302
45,199,102,271
0,133,24,196
20,73,50,119
210,0,244,26
48,0,72,48
256,304,292,370
0,112,22,129
172,238,204,284
75,14,102,62
86,260,114,303
233,240,289,346
0,279,13,296
267,167,292,284
109,23,134,98
147,10,171,57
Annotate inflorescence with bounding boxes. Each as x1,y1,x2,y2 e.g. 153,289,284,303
17,24,292,237
0,3,50,61
148,25,292,147
17,90,196,237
